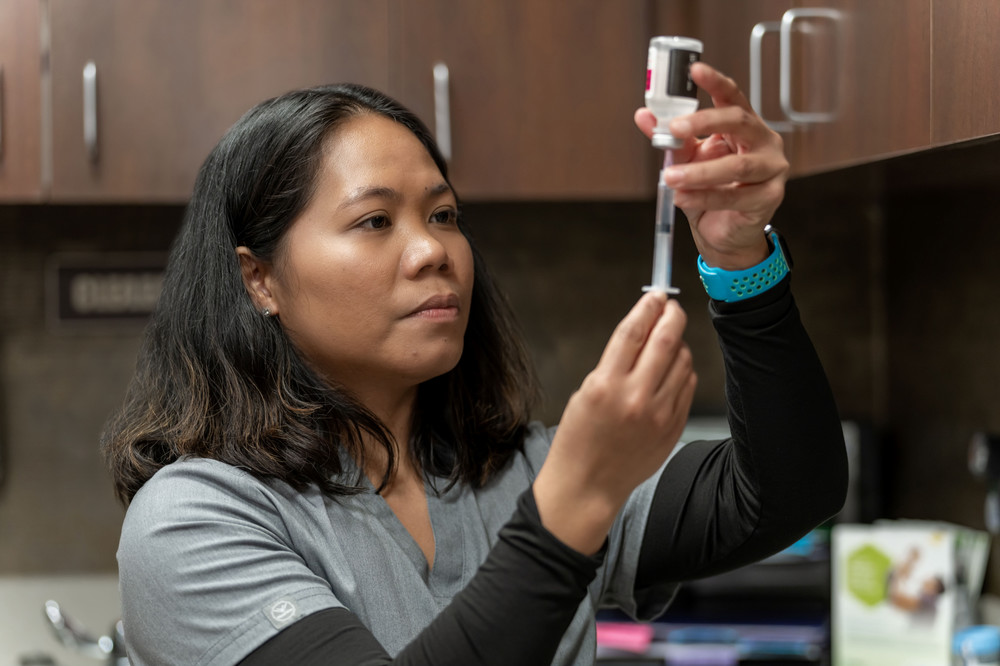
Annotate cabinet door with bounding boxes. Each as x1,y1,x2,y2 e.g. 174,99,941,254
0,0,42,200
791,0,931,174
389,0,653,200
48,0,389,202
662,1,799,170
931,0,1000,145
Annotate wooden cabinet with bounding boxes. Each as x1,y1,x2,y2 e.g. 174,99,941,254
47,0,390,202
678,0,999,177
931,1,1000,145
791,0,932,174
388,0,656,200
663,0,799,167
7,0,657,203
1,0,670,204
0,0,43,200
678,1,931,176
10,1,990,202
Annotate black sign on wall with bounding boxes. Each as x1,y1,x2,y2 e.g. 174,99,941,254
46,253,168,328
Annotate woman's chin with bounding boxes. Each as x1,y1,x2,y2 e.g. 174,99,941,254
412,346,465,385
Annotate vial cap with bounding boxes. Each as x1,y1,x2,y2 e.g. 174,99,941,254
652,128,683,149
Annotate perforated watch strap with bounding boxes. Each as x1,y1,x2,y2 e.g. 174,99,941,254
697,231,790,302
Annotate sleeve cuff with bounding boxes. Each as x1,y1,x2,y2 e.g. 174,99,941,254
516,488,608,573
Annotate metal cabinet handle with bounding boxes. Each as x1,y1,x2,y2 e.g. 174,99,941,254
432,62,452,162
750,21,795,133
779,8,842,124
83,61,98,162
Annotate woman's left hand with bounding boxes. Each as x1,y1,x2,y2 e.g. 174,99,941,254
634,62,789,271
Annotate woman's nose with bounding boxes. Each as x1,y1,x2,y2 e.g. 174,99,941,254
400,223,450,276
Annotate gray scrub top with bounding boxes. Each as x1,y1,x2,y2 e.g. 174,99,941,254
117,422,676,665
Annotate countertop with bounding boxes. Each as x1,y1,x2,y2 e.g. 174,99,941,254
0,574,120,666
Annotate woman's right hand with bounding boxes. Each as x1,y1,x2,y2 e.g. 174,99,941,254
533,291,697,554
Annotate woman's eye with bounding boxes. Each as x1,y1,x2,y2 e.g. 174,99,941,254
360,215,390,230
431,209,458,225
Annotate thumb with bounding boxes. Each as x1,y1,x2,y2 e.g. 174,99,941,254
633,108,697,166
633,107,656,140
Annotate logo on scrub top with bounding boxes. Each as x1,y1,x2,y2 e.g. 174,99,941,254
264,599,299,628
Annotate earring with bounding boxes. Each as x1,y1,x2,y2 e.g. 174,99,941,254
261,307,272,317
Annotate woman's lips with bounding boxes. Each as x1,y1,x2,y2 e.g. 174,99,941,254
408,293,461,319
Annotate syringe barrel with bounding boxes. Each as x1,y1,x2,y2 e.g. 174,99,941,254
655,174,673,234
648,174,677,293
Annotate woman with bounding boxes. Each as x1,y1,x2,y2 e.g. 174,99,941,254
102,62,847,665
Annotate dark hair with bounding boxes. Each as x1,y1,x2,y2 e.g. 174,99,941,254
101,84,538,505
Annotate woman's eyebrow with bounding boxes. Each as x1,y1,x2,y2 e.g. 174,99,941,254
425,182,453,199
337,182,452,212
337,185,400,211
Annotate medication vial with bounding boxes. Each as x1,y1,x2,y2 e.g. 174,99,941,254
645,36,703,149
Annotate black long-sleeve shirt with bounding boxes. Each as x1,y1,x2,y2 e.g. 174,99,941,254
240,277,848,665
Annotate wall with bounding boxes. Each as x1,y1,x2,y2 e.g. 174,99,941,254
881,138,1000,578
0,199,744,575
465,200,726,423
780,135,1000,588
465,186,884,429
0,206,184,573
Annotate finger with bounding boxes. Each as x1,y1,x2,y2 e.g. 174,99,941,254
694,134,736,162
673,179,786,214
635,107,698,165
664,152,787,190
690,62,754,113
662,134,734,173
634,107,656,140
664,136,699,166
657,362,697,450
630,299,687,393
665,371,698,444
649,361,697,458
655,343,694,401
597,291,667,376
669,106,775,151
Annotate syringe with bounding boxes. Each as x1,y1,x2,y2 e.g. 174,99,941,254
642,35,701,295
643,149,680,295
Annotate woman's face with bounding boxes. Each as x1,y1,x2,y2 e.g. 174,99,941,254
259,113,473,401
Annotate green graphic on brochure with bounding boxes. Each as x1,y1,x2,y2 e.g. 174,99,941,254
845,544,891,607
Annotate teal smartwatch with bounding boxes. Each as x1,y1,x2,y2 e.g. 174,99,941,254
697,225,792,302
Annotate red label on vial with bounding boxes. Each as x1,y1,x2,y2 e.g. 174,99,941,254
645,69,652,91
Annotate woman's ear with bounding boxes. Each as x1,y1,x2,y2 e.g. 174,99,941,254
235,246,277,316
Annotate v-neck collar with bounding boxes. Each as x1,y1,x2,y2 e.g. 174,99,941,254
355,472,469,599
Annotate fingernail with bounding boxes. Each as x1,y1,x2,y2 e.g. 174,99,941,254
663,167,685,186
644,290,667,305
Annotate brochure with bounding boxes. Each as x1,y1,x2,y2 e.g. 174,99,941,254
832,521,990,666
